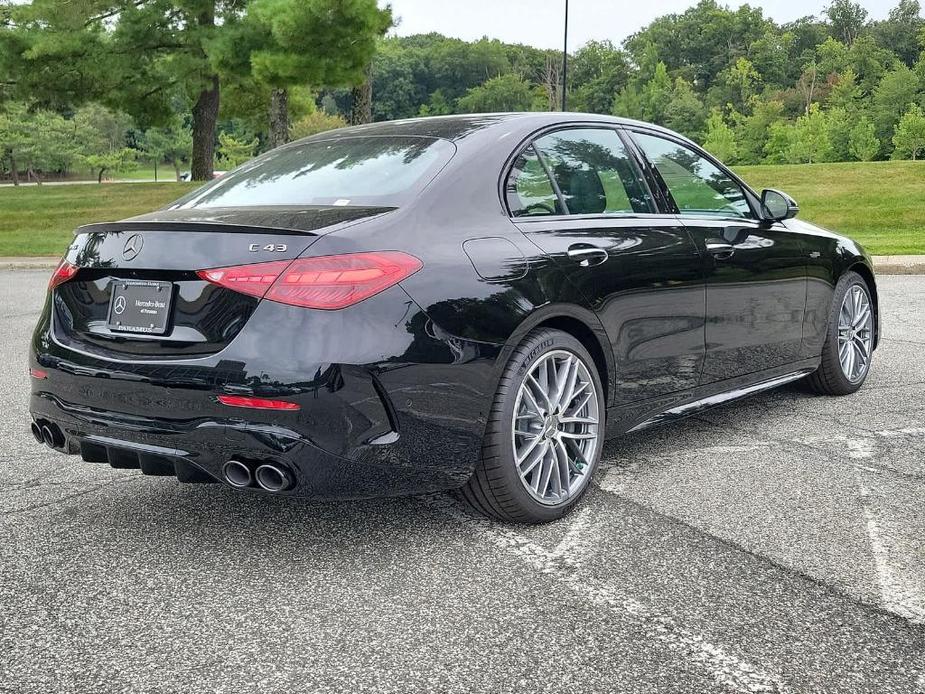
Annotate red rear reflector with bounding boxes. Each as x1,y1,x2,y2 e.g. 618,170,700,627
48,260,78,290
217,394,300,411
197,252,422,310
29,367,48,380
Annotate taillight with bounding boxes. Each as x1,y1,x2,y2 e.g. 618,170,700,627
217,394,300,411
29,367,48,380
197,260,291,300
48,260,78,290
198,252,423,310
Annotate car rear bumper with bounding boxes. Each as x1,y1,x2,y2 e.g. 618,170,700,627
29,389,471,498
29,286,501,499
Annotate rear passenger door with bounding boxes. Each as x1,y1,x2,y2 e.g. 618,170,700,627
507,126,705,407
629,130,807,383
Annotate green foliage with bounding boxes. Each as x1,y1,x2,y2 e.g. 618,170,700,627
664,78,706,141
789,104,834,164
456,74,538,113
290,111,347,139
703,110,737,162
216,132,258,169
4,0,925,173
142,123,193,180
892,103,925,159
849,117,880,161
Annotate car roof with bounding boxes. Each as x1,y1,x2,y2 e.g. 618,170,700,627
299,112,687,146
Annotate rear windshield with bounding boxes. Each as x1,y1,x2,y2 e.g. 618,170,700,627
169,135,455,209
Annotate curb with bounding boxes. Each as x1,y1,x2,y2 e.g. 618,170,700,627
1,255,924,274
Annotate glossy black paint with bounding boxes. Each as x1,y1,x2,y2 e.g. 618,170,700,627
29,113,878,499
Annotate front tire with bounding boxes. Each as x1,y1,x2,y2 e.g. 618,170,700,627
806,270,875,396
461,328,605,523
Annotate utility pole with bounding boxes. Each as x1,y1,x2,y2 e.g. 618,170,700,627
561,0,569,111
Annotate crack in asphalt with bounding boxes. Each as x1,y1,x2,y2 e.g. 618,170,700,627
0,477,138,517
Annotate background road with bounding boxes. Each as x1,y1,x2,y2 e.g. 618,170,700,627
1,271,923,693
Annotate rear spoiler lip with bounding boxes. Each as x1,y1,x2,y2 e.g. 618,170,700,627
74,206,399,238
75,220,323,237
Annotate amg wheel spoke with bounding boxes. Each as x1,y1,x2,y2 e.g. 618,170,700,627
557,357,580,411
527,374,552,412
520,442,547,476
554,439,571,493
853,306,870,329
559,431,597,440
559,415,597,425
537,449,555,497
516,433,543,464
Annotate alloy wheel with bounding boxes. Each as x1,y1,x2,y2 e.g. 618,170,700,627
837,284,873,383
511,350,600,505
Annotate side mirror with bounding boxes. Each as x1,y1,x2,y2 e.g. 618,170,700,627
761,189,799,222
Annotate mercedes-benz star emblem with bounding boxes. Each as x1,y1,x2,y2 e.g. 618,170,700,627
113,295,127,315
122,234,144,261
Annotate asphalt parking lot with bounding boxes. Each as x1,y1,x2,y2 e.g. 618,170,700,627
1,270,923,693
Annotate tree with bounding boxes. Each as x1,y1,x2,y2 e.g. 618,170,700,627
871,64,922,154
826,0,869,45
216,131,258,169
892,104,925,159
142,123,193,181
871,0,924,67
457,74,537,113
789,103,833,163
825,107,854,161
290,111,346,139
664,78,706,140
0,102,30,185
350,66,373,125
0,1,233,181
848,117,880,160
703,110,738,162
569,40,630,114
85,149,138,183
214,0,391,149
734,99,785,164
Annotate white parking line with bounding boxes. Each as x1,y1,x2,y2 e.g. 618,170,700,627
855,472,925,624
423,495,789,693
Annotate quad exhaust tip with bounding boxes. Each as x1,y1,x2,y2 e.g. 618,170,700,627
33,420,64,450
222,460,253,488
255,464,294,493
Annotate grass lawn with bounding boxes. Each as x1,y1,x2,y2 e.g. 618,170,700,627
0,182,197,256
0,161,923,257
736,160,925,255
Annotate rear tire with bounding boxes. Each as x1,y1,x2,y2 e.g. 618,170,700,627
460,328,605,523
805,271,875,396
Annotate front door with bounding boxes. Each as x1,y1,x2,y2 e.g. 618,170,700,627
506,127,705,405
630,131,807,383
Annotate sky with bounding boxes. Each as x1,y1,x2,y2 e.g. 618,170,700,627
384,0,896,50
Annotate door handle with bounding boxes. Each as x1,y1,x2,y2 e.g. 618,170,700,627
705,240,735,260
566,245,608,267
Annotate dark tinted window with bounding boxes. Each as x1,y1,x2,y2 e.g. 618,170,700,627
506,146,563,217
533,129,652,215
632,132,752,219
170,136,455,209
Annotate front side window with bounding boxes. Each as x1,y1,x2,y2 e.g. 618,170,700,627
169,136,455,209
533,128,653,215
631,132,752,219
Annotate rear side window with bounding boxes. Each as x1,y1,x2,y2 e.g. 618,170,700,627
169,136,455,209
631,132,753,219
506,146,564,217
533,128,653,215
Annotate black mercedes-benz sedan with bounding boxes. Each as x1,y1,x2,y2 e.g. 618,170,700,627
29,113,878,523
